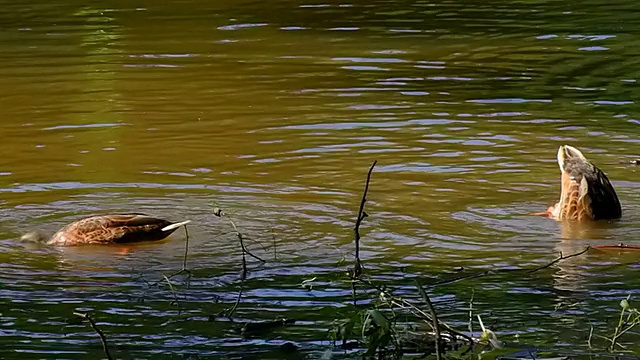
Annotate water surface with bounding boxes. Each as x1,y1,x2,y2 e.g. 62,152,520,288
1,0,639,358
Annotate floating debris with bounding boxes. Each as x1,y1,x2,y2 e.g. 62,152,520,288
241,318,296,337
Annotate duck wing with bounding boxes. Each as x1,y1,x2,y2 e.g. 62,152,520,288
584,167,622,220
561,158,622,221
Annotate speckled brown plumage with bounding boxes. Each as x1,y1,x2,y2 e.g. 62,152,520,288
546,145,621,221
44,214,189,246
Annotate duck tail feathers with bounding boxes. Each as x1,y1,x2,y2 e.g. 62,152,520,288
161,220,191,232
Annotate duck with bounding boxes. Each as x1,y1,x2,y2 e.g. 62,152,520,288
21,213,190,246
533,145,622,221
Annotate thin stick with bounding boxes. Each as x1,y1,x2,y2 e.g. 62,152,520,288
525,246,590,273
162,275,180,310
240,232,248,280
147,224,192,287
213,207,265,262
213,208,265,280
182,225,190,270
416,280,441,360
73,312,113,360
610,303,639,351
226,286,244,319
428,246,591,288
232,219,265,263
468,289,475,336
353,160,377,279
271,228,277,261
428,270,492,288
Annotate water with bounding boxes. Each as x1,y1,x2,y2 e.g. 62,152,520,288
0,0,639,358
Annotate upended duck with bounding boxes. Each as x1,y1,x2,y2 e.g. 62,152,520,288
533,145,622,221
21,214,190,246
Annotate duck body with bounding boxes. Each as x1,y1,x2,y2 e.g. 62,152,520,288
22,214,190,246
542,145,621,221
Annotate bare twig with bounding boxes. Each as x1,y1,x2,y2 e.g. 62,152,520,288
239,233,248,280
162,275,181,310
226,286,244,319
353,160,377,279
428,246,591,288
182,225,190,270
468,289,475,336
213,207,265,280
525,246,591,273
271,228,277,261
416,280,441,360
73,312,113,360
147,224,192,287
236,233,266,262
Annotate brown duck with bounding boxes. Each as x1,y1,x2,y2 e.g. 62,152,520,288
533,145,622,221
21,214,191,246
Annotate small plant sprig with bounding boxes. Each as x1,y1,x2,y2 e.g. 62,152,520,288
609,295,640,352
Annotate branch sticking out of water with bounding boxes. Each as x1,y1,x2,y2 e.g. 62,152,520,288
147,223,192,287
73,312,113,360
526,246,591,273
161,220,192,272
353,160,377,280
213,207,265,280
416,280,442,360
181,225,190,271
468,289,475,337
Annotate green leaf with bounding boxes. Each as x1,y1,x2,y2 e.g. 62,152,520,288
368,310,390,332
365,331,381,356
342,319,355,344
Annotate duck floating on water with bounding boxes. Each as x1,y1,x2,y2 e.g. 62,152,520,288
534,145,622,221
21,214,190,246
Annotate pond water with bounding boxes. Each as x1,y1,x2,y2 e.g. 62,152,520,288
0,0,639,358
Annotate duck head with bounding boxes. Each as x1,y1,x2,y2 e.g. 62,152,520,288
20,231,50,243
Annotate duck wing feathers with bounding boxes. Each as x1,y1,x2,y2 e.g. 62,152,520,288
562,158,622,220
48,214,184,246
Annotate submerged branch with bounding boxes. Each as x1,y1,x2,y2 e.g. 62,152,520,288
73,312,113,360
428,246,591,288
416,280,442,360
353,160,377,279
227,286,244,320
162,275,181,310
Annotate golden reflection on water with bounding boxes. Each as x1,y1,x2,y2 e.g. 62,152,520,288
0,0,637,282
